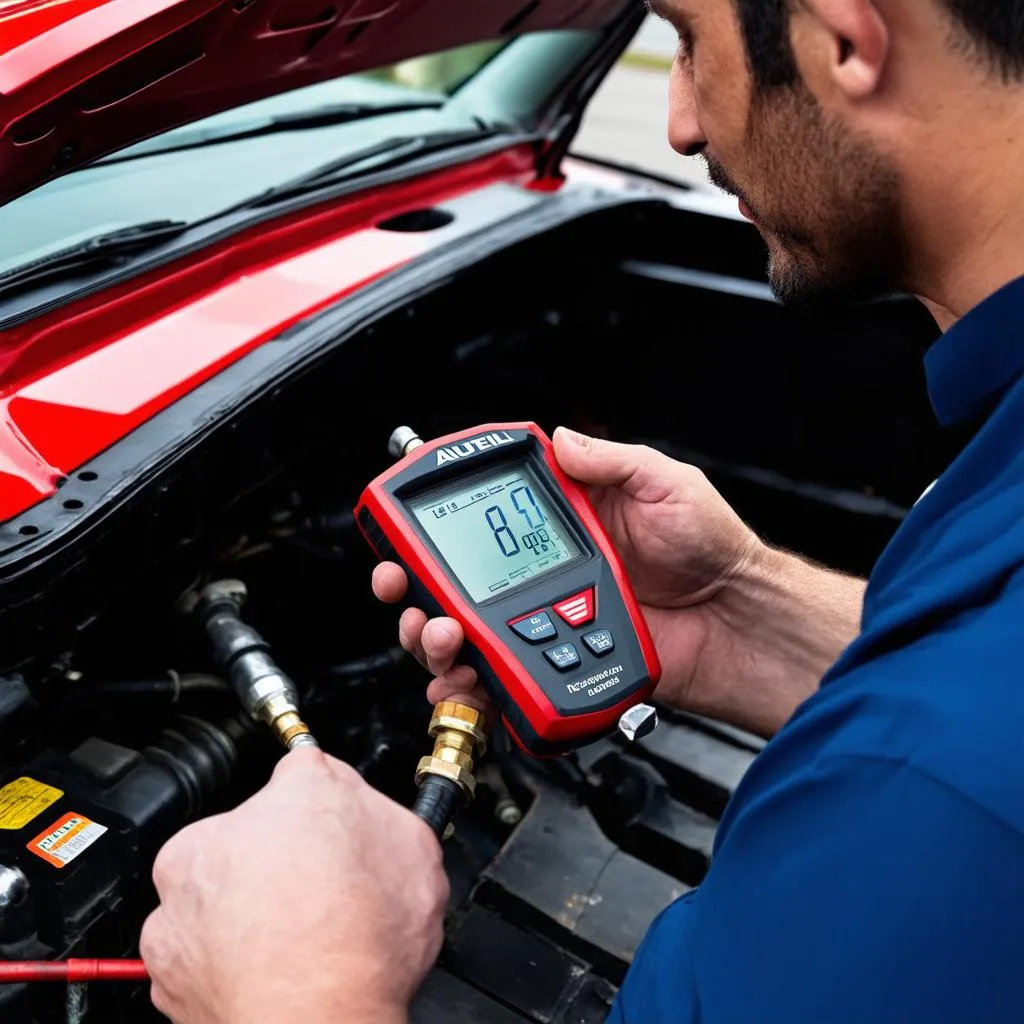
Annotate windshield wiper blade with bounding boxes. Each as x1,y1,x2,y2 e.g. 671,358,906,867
96,102,443,165
237,128,516,210
0,220,189,298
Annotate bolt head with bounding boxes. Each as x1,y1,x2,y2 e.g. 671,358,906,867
496,800,522,826
618,703,659,742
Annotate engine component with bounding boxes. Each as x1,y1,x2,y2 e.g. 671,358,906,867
187,580,318,751
414,701,487,839
0,677,36,751
0,715,241,1018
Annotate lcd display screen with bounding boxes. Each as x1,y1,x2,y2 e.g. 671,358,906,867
410,463,583,603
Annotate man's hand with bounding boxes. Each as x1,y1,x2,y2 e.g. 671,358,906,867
140,749,446,1024
373,427,865,738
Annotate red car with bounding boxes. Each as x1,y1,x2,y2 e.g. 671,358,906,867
0,1,947,1020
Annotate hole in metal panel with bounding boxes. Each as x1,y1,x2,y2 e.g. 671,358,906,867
377,208,455,233
79,471,99,482
63,499,84,510
79,47,203,112
18,525,38,537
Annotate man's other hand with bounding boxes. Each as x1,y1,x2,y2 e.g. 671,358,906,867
140,748,447,1024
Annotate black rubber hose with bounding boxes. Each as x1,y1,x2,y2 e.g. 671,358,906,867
412,776,463,839
57,674,230,713
326,647,406,682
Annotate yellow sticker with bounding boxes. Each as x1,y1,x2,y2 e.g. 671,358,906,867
0,777,64,830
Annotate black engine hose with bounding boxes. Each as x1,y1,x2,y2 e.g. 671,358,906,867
326,646,406,682
57,673,230,712
412,776,463,839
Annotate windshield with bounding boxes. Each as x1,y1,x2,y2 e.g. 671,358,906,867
0,38,525,279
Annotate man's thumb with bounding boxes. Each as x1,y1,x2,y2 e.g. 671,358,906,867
552,427,645,491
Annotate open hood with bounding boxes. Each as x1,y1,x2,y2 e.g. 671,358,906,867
0,0,633,207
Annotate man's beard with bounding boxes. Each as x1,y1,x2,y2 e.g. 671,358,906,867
705,85,905,308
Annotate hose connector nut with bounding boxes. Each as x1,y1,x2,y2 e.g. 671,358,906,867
415,701,488,799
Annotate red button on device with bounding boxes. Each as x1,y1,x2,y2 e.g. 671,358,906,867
553,588,595,627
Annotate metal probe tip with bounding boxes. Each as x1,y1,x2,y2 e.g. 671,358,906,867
388,426,424,459
618,703,659,742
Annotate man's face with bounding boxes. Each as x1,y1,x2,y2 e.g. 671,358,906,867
658,0,904,305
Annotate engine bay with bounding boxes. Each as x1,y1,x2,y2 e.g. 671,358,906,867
0,191,949,1022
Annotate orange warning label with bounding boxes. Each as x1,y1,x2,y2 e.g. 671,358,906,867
27,812,108,869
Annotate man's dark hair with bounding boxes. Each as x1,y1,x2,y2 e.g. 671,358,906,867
735,0,1024,89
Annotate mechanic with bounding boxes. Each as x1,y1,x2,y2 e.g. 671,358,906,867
138,0,1024,1021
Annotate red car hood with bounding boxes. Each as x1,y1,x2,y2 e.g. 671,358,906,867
0,0,628,207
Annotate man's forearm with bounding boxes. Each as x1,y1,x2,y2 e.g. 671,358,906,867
700,545,866,739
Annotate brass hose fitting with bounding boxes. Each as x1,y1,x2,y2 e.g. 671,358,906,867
412,701,488,839
415,700,487,798
263,704,318,751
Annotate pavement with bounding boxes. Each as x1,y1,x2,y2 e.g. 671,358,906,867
572,17,714,191
631,14,679,59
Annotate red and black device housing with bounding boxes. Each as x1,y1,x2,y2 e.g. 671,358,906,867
355,422,660,756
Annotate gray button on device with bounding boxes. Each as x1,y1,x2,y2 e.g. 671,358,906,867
543,642,581,672
582,629,615,656
509,611,557,644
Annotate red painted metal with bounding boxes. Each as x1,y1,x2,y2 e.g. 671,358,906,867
0,0,628,206
0,146,536,523
0,959,148,983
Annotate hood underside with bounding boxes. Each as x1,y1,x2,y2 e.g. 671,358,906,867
0,0,631,207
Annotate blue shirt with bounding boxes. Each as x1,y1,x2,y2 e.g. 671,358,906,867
612,276,1024,1024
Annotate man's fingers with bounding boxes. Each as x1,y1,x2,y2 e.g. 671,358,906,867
138,910,163,971
322,752,369,788
421,617,463,676
372,562,409,603
271,745,331,784
553,427,676,502
426,665,491,714
398,607,429,665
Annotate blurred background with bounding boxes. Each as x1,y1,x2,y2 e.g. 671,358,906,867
574,16,710,189
379,16,712,192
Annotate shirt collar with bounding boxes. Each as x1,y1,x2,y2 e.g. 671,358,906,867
924,274,1024,426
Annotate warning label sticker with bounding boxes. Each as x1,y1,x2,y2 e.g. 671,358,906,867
0,777,64,830
27,812,108,869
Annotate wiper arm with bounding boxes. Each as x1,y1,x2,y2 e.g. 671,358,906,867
236,127,520,211
0,220,188,298
97,102,442,165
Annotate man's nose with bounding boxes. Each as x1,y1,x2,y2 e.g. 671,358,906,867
667,58,706,157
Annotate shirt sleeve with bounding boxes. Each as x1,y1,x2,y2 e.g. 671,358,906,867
611,754,1024,1024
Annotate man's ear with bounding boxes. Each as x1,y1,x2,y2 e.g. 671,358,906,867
801,0,889,99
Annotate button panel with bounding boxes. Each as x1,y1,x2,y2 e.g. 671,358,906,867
582,629,615,657
508,610,557,645
544,643,581,672
552,587,595,627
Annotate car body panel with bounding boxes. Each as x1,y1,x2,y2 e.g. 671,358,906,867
0,144,539,520
0,0,629,206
